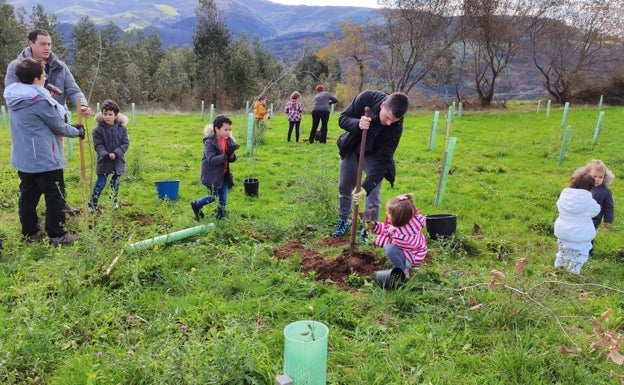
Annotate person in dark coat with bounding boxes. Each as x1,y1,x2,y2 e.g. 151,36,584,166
332,90,409,238
191,115,240,220
88,99,130,212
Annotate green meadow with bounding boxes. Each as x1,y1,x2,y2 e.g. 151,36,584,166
0,102,623,384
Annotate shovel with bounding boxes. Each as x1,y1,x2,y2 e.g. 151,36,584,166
349,106,370,256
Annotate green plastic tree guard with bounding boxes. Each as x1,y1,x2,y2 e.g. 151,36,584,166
125,224,214,253
284,320,329,385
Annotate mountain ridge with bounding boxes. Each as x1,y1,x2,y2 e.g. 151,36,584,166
7,0,379,52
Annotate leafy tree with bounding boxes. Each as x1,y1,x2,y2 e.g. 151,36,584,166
69,16,100,108
319,22,372,98
193,0,231,107
0,0,27,84
223,32,257,106
154,46,193,106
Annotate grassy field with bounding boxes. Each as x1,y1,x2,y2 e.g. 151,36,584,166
0,102,623,384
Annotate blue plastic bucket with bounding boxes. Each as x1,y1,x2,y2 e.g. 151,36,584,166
155,180,180,201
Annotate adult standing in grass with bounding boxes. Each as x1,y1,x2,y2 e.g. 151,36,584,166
88,99,130,213
5,28,92,216
554,172,601,274
3,57,85,245
191,115,240,220
284,91,303,142
308,84,338,144
332,90,409,238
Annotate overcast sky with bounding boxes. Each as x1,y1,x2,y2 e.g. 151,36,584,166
270,0,380,8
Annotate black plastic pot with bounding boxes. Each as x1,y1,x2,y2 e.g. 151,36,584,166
374,268,406,290
244,178,259,197
425,214,457,240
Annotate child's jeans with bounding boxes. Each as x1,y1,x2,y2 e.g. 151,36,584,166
90,173,121,208
196,184,228,219
554,239,592,274
384,243,412,277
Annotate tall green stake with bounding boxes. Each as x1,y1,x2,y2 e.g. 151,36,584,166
210,104,215,124
246,112,254,155
561,102,570,127
132,102,136,125
429,110,439,151
200,101,205,120
592,111,605,145
536,99,541,113
557,125,572,166
546,100,551,117
434,137,457,206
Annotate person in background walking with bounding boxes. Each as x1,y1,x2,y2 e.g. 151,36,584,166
365,193,428,279
332,90,409,239
308,85,338,144
284,91,303,142
191,116,240,220
5,28,92,215
88,99,130,213
253,95,270,129
554,172,600,274
4,57,85,245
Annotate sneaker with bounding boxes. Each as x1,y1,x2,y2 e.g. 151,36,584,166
191,201,204,221
24,229,44,243
359,229,368,244
50,233,78,246
331,220,350,237
63,205,81,216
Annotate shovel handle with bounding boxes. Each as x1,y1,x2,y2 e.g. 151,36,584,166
349,106,371,255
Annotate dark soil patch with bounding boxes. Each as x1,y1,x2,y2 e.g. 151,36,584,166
273,237,389,290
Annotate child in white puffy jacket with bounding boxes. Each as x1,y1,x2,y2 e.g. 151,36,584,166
554,172,600,274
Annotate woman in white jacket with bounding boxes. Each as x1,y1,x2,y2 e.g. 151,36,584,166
554,172,601,274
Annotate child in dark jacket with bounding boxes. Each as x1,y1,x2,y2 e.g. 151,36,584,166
365,193,428,279
88,99,129,213
191,115,239,220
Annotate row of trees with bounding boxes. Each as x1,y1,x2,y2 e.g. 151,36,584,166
1,0,623,111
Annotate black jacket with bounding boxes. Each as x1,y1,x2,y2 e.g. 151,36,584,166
337,90,403,193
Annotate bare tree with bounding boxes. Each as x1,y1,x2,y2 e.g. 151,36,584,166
371,0,460,94
460,0,554,107
528,0,624,104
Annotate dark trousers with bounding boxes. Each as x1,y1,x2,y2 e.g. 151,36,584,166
309,110,330,143
18,169,66,237
287,120,301,142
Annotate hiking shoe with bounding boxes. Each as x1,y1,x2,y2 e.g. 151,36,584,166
359,229,368,244
24,229,44,243
50,233,78,246
331,220,350,237
191,201,204,221
63,205,81,216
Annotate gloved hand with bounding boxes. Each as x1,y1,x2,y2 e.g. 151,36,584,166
226,143,240,157
365,220,376,232
73,124,86,139
352,187,367,205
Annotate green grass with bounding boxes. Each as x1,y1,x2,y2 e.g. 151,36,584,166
0,103,623,384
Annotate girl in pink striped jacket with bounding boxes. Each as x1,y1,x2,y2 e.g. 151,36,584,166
366,194,428,279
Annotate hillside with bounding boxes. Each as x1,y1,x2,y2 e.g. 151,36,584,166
7,0,380,53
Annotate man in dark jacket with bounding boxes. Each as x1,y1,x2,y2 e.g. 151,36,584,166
5,29,92,215
332,90,409,238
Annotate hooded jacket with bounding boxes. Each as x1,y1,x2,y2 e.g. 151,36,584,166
3,82,82,173
92,112,130,175
554,188,601,243
5,47,88,108
200,134,237,189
